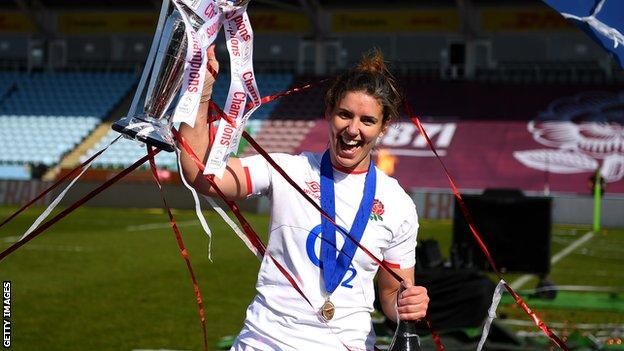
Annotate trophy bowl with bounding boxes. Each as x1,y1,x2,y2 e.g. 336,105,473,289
112,9,188,152
217,0,251,11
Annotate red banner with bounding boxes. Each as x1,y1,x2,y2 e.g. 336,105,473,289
297,119,624,195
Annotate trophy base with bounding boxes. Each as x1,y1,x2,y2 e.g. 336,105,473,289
112,116,176,153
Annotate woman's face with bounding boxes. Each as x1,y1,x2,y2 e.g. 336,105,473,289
326,90,387,172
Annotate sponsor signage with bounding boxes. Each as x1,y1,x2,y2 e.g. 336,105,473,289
0,12,35,32
297,115,624,194
332,10,459,32
481,8,574,31
58,12,158,34
249,12,310,33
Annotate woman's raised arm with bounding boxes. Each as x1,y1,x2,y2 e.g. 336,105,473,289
177,45,250,200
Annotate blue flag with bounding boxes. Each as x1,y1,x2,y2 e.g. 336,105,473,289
542,0,624,68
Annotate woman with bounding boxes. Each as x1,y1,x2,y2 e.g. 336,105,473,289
179,47,429,351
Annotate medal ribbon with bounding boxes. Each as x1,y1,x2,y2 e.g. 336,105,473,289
320,151,376,294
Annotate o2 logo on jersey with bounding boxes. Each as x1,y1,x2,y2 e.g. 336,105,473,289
305,224,357,288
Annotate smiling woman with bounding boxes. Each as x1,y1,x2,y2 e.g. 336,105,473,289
324,50,401,173
327,91,385,172
178,47,428,351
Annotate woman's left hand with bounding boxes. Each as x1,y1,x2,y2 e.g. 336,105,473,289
397,282,429,321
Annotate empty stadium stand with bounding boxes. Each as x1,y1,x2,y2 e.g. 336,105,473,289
0,71,136,177
0,71,18,99
82,117,315,170
238,120,316,157
269,76,328,120
82,130,179,170
0,0,622,195
211,73,294,120
0,72,135,116
401,78,623,120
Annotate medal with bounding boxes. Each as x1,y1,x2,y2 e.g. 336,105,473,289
318,150,376,323
320,298,335,321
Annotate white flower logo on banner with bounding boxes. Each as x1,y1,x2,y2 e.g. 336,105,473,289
514,91,624,182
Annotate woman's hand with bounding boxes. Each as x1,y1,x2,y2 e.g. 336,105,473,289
200,44,219,103
178,43,251,200
378,267,429,322
397,281,429,321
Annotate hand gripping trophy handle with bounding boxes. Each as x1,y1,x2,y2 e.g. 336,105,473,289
387,284,423,351
112,5,196,152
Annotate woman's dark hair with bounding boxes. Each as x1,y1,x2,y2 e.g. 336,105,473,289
325,48,402,125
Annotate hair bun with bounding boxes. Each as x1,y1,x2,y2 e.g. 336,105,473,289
325,47,402,125
356,48,387,74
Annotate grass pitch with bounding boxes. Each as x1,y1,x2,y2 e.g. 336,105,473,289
0,206,266,351
0,206,623,350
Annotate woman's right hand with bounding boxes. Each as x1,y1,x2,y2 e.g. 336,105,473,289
178,44,250,200
201,45,219,103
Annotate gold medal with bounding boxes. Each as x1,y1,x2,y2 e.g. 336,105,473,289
320,299,335,321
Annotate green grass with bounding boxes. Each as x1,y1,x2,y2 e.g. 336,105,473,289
0,206,266,351
417,219,624,337
1,207,623,350
498,225,624,332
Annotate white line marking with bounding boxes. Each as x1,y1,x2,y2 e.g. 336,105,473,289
510,231,595,289
1,236,88,252
551,231,595,264
15,244,89,252
125,220,200,232
500,319,624,331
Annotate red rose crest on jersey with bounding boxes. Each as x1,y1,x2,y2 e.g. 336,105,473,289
370,199,384,221
304,181,320,200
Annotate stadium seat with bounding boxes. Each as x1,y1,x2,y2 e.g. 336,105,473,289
0,71,138,175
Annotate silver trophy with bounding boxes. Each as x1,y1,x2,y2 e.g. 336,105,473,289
112,3,202,152
218,0,251,11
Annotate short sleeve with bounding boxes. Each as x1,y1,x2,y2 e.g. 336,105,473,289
383,202,418,269
239,154,272,197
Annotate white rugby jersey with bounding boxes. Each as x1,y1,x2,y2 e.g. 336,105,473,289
232,152,418,351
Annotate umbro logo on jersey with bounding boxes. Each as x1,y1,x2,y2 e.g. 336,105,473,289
304,181,321,200
305,181,320,193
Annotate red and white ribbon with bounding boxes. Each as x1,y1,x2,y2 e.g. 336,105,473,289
205,194,262,259
205,4,261,177
18,136,121,241
175,147,215,260
477,279,506,351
